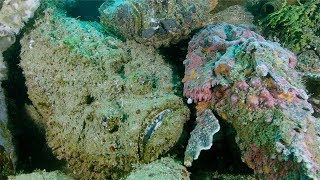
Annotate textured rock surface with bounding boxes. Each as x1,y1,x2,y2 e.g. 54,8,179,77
0,0,40,52
297,50,320,117
8,170,73,180
99,0,216,47
125,157,190,180
126,157,190,180
183,23,320,178
20,7,189,179
209,5,254,26
297,50,320,75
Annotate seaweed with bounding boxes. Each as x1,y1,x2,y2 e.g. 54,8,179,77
261,0,320,53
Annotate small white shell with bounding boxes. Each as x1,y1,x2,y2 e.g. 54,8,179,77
187,98,193,104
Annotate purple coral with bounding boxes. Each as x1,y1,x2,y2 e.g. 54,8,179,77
183,23,320,178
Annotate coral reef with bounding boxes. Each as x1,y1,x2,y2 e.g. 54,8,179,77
99,0,216,47
0,0,318,179
19,5,189,179
8,170,73,180
183,23,320,178
262,0,320,53
125,157,189,180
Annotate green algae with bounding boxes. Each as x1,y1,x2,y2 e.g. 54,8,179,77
262,0,320,53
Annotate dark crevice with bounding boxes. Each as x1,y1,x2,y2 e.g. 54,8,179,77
158,37,190,97
2,34,65,174
66,0,105,21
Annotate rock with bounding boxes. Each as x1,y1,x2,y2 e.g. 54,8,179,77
125,157,190,180
99,0,216,47
182,23,320,178
210,5,254,26
8,170,73,180
20,7,189,179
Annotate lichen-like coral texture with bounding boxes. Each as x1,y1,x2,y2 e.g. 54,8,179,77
0,0,40,52
125,157,190,180
262,0,320,54
99,0,216,47
8,170,73,180
19,5,189,179
183,23,320,179
209,5,254,26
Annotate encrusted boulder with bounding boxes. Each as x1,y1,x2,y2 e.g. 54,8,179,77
209,5,254,26
99,0,217,47
125,157,190,180
20,7,189,179
183,23,320,179
8,170,73,180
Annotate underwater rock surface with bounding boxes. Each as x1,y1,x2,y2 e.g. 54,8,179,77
296,50,320,117
99,0,216,47
20,6,189,179
183,23,320,178
8,170,73,180
209,5,254,26
125,157,189,180
0,0,318,179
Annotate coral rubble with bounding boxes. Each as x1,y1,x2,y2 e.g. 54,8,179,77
19,5,189,179
183,23,320,178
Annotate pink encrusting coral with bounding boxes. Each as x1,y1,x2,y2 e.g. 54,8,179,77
183,23,320,178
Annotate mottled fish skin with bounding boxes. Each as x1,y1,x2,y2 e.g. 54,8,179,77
143,109,172,145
